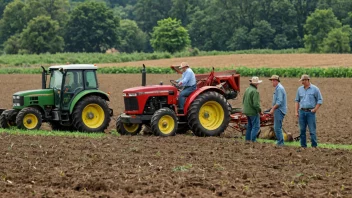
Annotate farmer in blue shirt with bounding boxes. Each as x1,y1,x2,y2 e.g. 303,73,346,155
295,74,323,148
176,62,196,111
269,75,287,146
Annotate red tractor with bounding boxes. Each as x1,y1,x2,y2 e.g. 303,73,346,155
116,65,240,137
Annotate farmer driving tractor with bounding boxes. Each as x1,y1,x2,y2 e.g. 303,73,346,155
175,62,196,113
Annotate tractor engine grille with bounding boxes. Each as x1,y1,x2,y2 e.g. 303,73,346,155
124,97,139,111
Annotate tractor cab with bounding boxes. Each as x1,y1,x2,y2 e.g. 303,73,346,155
48,64,98,110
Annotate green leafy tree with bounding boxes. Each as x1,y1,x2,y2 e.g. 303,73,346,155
3,33,21,54
0,0,12,19
322,26,351,53
150,18,190,53
20,16,64,54
0,0,26,44
64,2,120,52
227,27,249,50
304,9,341,52
133,0,172,32
117,19,147,52
248,20,276,49
23,0,69,27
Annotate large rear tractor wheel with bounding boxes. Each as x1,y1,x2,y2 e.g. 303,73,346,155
116,115,142,135
188,92,230,136
72,96,111,132
151,108,178,137
16,107,42,130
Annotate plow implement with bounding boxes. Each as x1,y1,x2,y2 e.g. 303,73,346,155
229,108,300,142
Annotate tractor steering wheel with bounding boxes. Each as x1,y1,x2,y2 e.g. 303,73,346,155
170,80,182,90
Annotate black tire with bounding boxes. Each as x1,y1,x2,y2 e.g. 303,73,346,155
72,95,111,132
49,121,77,132
16,107,42,130
151,108,178,137
188,91,230,136
116,115,142,135
0,110,17,128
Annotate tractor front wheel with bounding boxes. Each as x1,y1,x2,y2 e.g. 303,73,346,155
16,107,42,130
151,108,178,137
116,115,142,135
72,96,111,132
188,91,230,136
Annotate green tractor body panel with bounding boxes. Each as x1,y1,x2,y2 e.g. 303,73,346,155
69,90,110,114
13,89,54,111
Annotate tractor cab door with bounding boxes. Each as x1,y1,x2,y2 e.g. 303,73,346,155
61,70,84,110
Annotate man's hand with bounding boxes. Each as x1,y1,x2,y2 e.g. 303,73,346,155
269,108,274,115
311,108,317,113
295,111,299,118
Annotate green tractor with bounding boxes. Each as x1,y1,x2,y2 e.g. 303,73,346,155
0,64,112,132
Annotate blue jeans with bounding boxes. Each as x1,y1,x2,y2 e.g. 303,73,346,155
274,109,285,146
245,115,260,142
178,85,196,109
299,110,317,147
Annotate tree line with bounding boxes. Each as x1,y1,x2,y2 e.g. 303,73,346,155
1,0,352,55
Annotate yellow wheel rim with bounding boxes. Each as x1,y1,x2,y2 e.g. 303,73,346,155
23,113,38,129
82,104,105,128
123,123,140,133
158,115,175,135
199,101,224,130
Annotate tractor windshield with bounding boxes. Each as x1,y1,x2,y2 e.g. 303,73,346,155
49,70,63,89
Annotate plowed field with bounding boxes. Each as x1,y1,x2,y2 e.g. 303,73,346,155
1,57,352,197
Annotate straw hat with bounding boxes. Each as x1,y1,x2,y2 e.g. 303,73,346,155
180,62,189,69
269,75,280,82
249,76,263,84
299,74,310,81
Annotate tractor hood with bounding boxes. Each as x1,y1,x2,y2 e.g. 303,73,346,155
123,85,177,95
14,89,53,97
12,89,54,109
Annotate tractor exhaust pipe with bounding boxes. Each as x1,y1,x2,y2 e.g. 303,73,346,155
142,64,146,86
41,66,47,89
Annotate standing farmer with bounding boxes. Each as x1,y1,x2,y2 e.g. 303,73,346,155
295,74,323,148
243,76,262,142
269,75,287,146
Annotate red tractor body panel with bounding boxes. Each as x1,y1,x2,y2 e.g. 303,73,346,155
123,85,178,115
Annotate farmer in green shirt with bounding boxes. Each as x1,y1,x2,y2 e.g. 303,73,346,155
243,76,262,142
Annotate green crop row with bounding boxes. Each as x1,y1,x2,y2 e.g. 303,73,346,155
0,48,306,66
0,66,351,77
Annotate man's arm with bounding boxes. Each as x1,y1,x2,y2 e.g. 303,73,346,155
253,91,261,114
312,88,323,113
294,89,300,117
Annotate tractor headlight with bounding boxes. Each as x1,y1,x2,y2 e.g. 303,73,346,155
16,96,20,99
122,93,127,97
128,93,137,97
13,103,20,107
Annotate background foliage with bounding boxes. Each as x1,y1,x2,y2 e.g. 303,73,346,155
1,0,352,54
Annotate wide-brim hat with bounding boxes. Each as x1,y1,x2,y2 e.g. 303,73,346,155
180,62,189,69
249,76,263,84
269,75,280,82
299,74,310,81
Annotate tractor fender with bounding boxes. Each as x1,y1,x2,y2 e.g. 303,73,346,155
69,90,110,114
183,86,225,114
